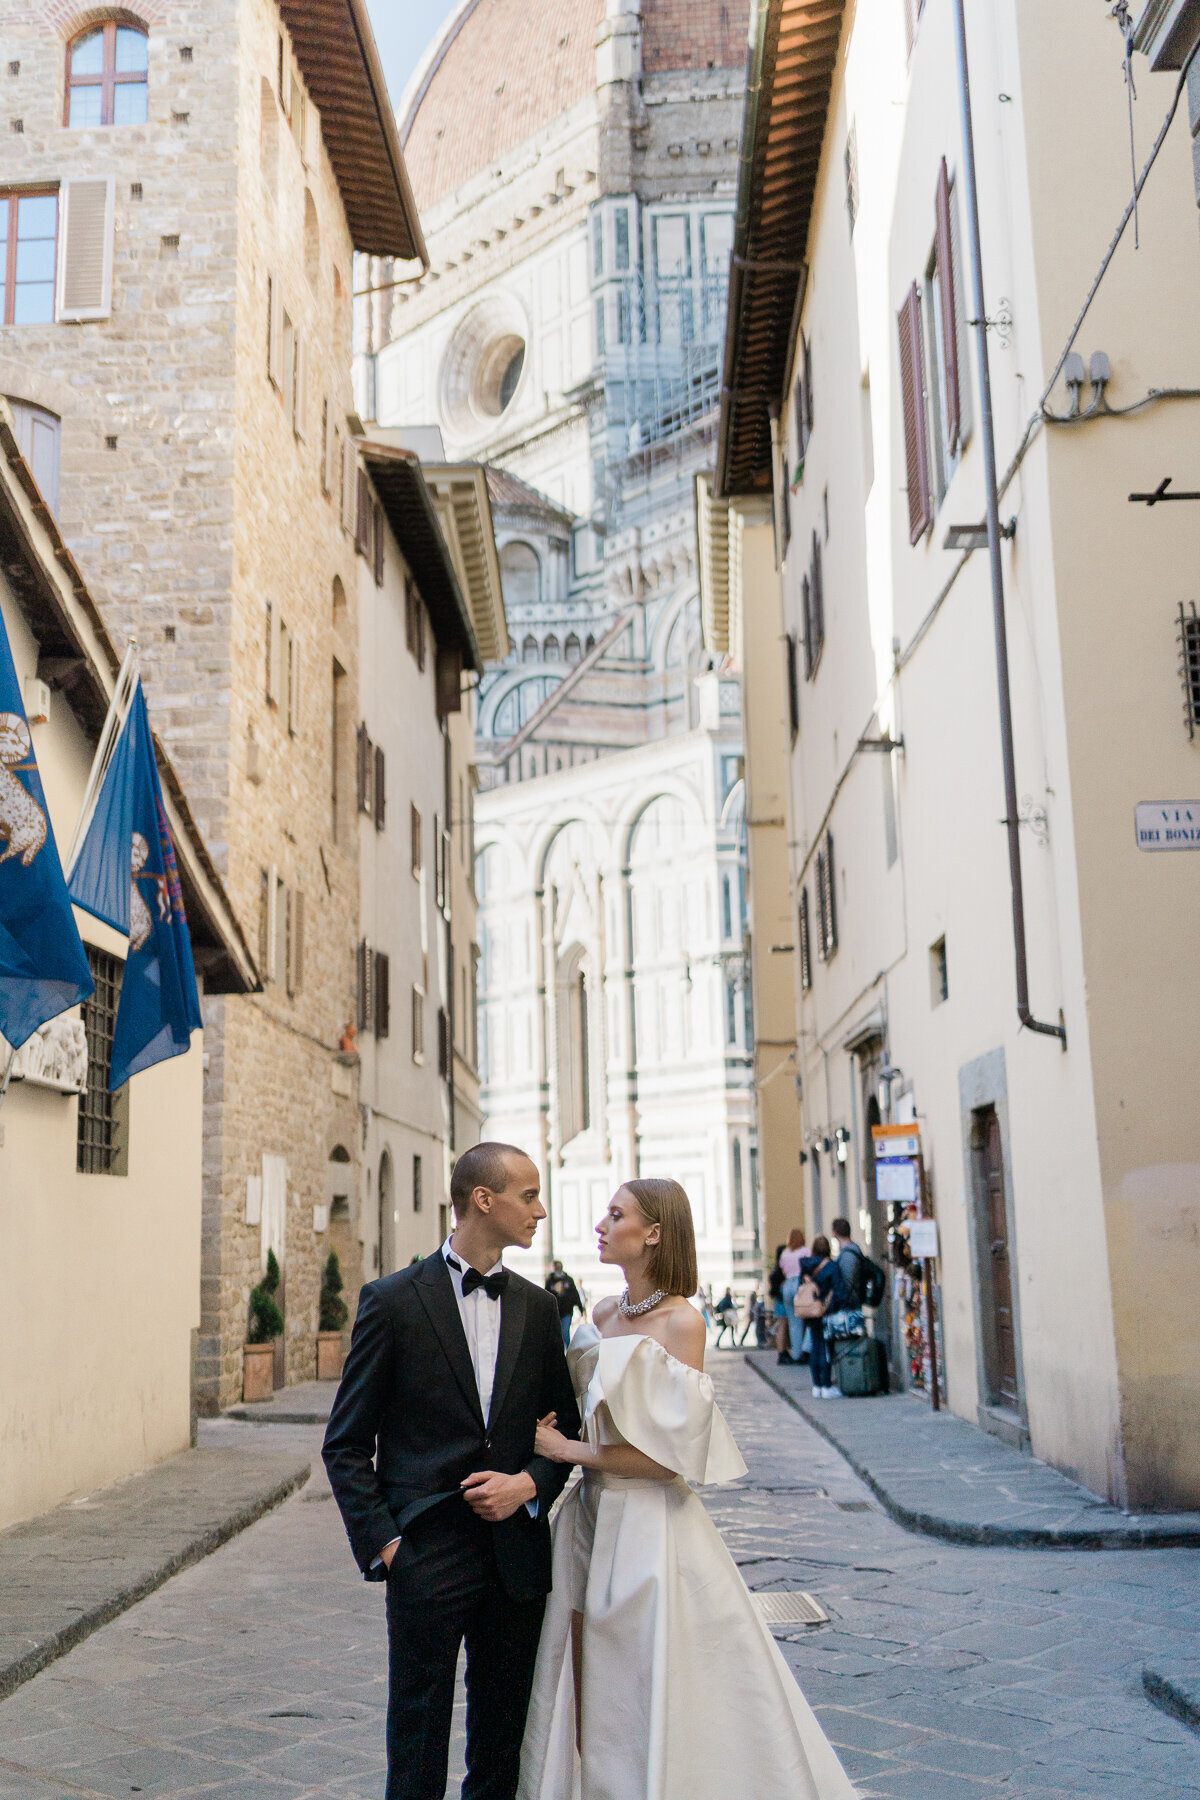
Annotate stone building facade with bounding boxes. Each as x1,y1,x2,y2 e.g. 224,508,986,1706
368,0,763,1296
0,0,424,1406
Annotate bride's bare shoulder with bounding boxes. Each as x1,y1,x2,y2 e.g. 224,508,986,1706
659,1298,707,1371
593,1294,620,1326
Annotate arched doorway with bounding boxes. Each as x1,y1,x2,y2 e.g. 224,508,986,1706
378,1150,395,1276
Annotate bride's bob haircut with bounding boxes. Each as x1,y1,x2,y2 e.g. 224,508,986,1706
623,1178,699,1297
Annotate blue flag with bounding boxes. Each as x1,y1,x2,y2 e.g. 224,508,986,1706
0,608,93,1048
69,682,202,1089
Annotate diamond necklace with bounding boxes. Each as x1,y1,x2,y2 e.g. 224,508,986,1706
618,1285,667,1317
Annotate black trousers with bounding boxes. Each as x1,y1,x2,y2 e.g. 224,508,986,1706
384,1506,546,1800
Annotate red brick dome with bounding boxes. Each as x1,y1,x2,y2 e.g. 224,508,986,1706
400,0,606,211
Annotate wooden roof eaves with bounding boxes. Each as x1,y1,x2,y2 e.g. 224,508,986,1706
714,0,845,497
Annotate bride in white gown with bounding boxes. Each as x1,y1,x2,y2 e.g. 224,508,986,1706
518,1178,857,1800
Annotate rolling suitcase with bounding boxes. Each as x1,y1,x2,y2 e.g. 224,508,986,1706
834,1335,889,1396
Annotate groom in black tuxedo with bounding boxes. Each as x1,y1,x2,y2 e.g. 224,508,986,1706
323,1142,581,1800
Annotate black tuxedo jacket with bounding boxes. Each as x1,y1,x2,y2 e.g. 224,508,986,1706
322,1251,581,1600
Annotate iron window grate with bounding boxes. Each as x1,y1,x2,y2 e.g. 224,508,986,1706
1179,602,1200,740
77,945,122,1173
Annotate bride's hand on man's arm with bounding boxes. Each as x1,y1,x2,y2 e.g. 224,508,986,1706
535,1412,578,1463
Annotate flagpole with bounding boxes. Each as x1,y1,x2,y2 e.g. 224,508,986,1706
65,640,139,882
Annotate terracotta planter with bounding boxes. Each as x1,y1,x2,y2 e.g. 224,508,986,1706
243,1342,275,1402
316,1330,345,1381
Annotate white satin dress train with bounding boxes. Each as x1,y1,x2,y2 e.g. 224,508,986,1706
517,1323,857,1800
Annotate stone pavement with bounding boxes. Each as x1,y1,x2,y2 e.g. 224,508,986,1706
225,1383,336,1427
0,1446,310,1704
751,1351,1200,1549
0,1361,1197,1797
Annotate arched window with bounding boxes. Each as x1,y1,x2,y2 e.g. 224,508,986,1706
544,635,561,662
304,189,319,287
331,573,346,619
500,540,540,609
521,634,538,663
585,634,596,653
564,633,581,664
66,21,148,127
328,1144,351,1221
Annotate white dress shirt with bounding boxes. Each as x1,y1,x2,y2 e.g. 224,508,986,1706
442,1235,504,1423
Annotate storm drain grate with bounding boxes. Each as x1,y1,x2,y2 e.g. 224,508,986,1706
834,1500,875,1512
753,1590,830,1626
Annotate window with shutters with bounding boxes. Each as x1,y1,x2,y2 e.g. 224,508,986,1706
1,191,58,325
56,177,115,322
77,945,129,1174
282,311,295,423
897,282,933,544
844,123,859,232
437,1005,450,1077
285,888,305,996
374,951,390,1038
8,400,61,512
370,744,385,831
815,831,838,961
924,159,970,503
357,940,374,1033
356,723,374,818
65,22,148,127
785,633,800,743
798,888,812,991
322,401,336,495
355,467,371,557
411,984,424,1063
903,0,926,57
293,333,308,440
373,500,385,585
341,437,357,529
286,628,300,735
412,1153,423,1212
410,803,422,875
793,333,813,476
804,532,824,679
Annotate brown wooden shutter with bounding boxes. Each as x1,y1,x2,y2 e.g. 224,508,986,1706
808,532,824,672
57,177,114,321
268,277,284,389
410,802,422,873
437,1005,450,1077
374,952,390,1039
356,723,372,815
373,500,385,585
436,643,463,718
357,940,373,1033
798,887,812,991
785,633,799,740
373,745,385,831
355,467,371,556
935,159,961,454
897,282,932,544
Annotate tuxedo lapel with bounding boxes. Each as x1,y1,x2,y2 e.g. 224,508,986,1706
414,1252,485,1426
488,1277,528,1427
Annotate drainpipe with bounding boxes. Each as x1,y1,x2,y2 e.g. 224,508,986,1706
952,0,1066,1048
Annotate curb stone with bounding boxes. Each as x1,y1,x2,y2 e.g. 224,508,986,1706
749,1355,1200,1550
1143,1664,1200,1733
0,1450,310,1702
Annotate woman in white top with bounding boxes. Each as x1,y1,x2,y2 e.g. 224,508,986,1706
518,1179,856,1800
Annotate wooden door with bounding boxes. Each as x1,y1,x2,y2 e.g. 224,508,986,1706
982,1110,1018,1407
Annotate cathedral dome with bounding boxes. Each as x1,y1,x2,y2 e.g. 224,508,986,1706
400,0,606,211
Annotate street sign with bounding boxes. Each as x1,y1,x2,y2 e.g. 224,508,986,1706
909,1219,939,1259
876,1160,918,1203
872,1122,921,1160
1135,801,1200,850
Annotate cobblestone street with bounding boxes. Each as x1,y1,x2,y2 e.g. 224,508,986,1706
0,1355,1196,1799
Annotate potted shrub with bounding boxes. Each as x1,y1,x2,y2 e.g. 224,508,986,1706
317,1250,348,1380
243,1249,284,1402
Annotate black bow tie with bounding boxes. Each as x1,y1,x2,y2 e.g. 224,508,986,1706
448,1255,508,1301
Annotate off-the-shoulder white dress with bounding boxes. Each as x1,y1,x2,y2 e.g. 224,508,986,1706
518,1324,857,1800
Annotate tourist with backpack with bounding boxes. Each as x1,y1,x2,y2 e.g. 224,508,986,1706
828,1217,889,1395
